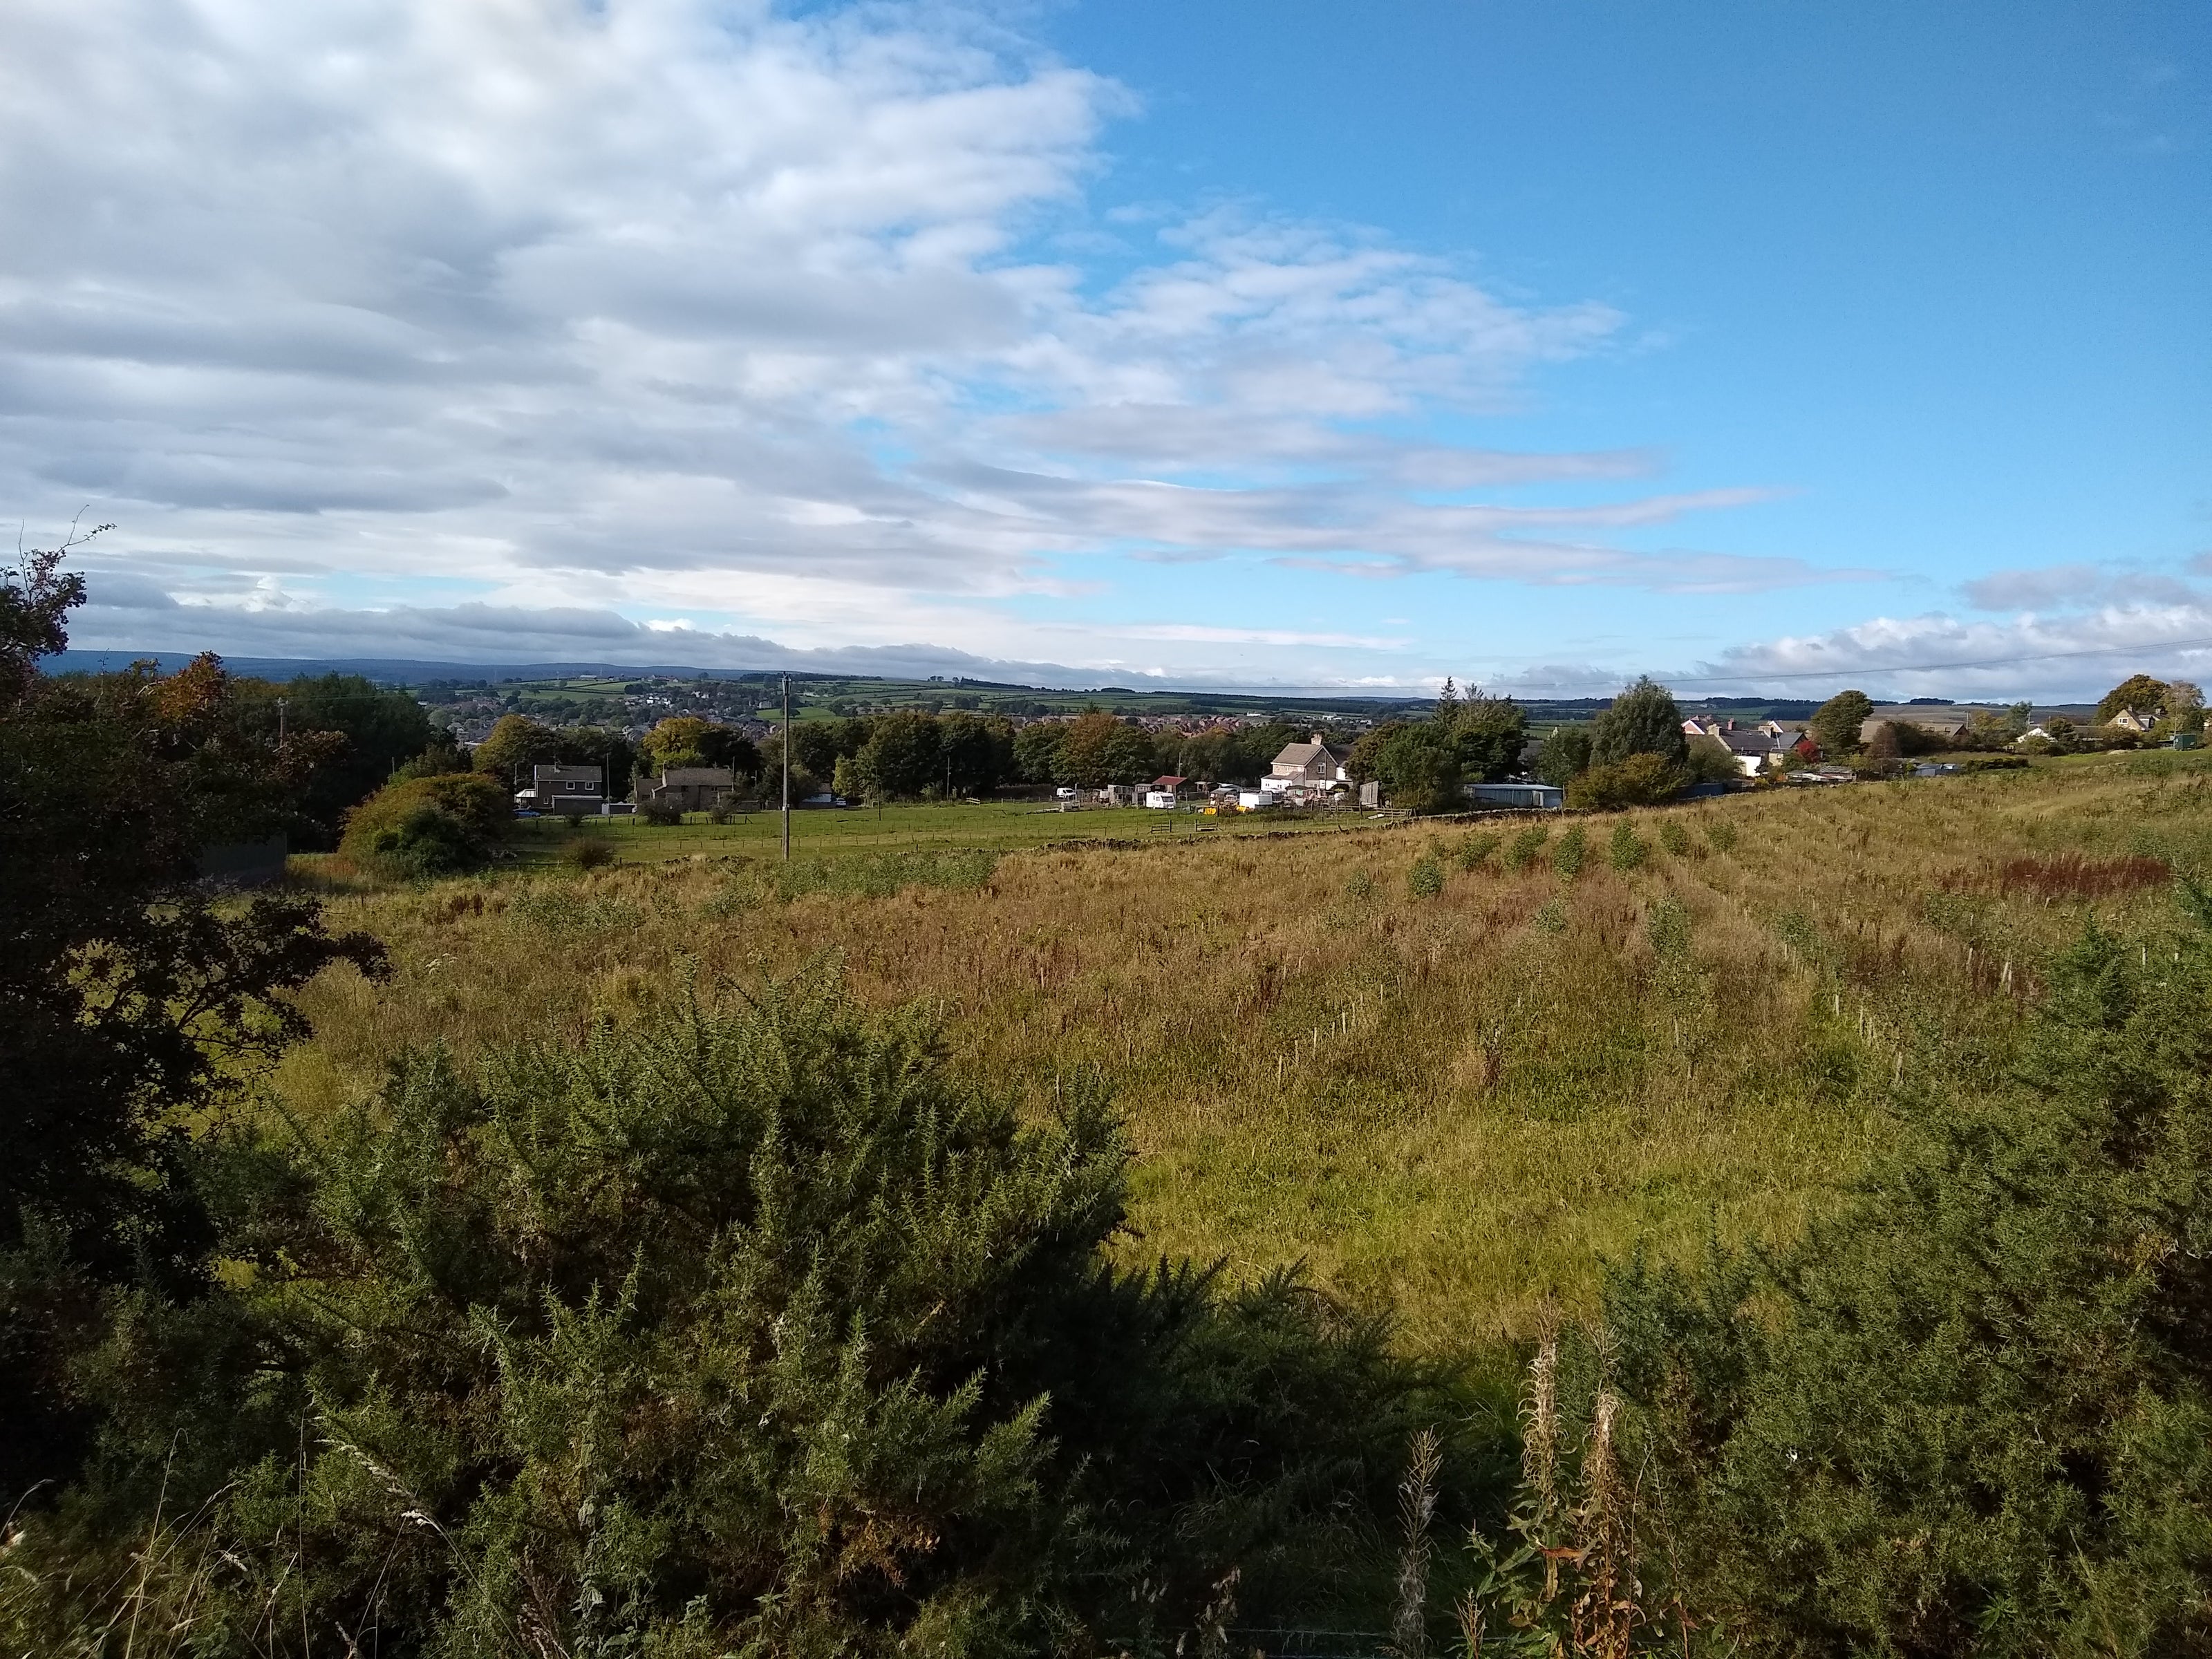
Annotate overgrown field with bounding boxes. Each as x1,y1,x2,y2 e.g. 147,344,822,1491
276,750,2212,1353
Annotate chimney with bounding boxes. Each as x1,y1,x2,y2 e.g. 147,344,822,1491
1312,733,1324,744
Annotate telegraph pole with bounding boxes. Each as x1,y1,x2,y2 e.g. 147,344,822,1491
780,673,791,861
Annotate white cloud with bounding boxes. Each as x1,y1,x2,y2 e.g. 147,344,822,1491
1692,599,2212,700
2,0,1803,671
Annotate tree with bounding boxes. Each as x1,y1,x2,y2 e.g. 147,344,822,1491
638,715,738,773
1346,721,1405,785
938,711,1014,796
1533,725,1593,787
1372,724,1463,813
1587,677,1687,768
1056,712,1154,787
225,673,435,847
1,550,382,1496
852,710,944,800
1808,688,1874,757
1013,720,1065,785
1445,687,1528,783
473,712,566,780
1174,726,1279,787
2099,673,2170,725
2164,681,2206,737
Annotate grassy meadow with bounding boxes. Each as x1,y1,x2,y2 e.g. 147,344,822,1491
272,749,2212,1356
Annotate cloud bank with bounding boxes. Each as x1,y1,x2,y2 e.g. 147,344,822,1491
0,0,1815,677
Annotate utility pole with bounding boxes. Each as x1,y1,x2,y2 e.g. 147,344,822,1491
780,673,791,861
276,697,287,747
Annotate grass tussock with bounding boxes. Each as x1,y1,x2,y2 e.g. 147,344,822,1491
271,752,2212,1351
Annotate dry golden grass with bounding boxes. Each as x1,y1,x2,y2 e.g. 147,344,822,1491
272,750,2212,1354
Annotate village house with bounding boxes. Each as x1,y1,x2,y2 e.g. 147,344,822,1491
1859,706,1976,745
1261,735,1350,796
518,763,604,815
1682,717,1794,776
635,766,735,812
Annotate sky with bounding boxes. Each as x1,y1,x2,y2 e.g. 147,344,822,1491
3,0,2206,697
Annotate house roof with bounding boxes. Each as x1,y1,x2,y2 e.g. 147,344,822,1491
532,764,603,783
1151,774,1188,788
656,767,734,785
1719,730,1778,754
1271,740,1341,769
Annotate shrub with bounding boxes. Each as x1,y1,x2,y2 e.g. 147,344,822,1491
66,971,1432,1656
1551,823,1588,880
1566,753,1687,810
559,834,617,870
638,798,684,826
1577,895,2212,1652
1455,831,1501,871
1407,852,1445,898
1607,821,1647,872
1705,819,1738,854
339,772,507,878
1656,819,1692,857
1503,825,1550,872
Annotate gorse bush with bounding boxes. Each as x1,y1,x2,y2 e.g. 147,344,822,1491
1607,821,1647,873
1462,887,2212,1655
10,969,1432,1658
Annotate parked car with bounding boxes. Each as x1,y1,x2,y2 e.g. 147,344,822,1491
1053,787,1077,799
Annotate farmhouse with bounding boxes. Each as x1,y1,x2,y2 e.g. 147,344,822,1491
1262,735,1350,796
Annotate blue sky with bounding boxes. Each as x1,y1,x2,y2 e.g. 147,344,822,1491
7,0,2207,695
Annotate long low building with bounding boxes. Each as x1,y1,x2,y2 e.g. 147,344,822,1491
1467,781,1564,810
